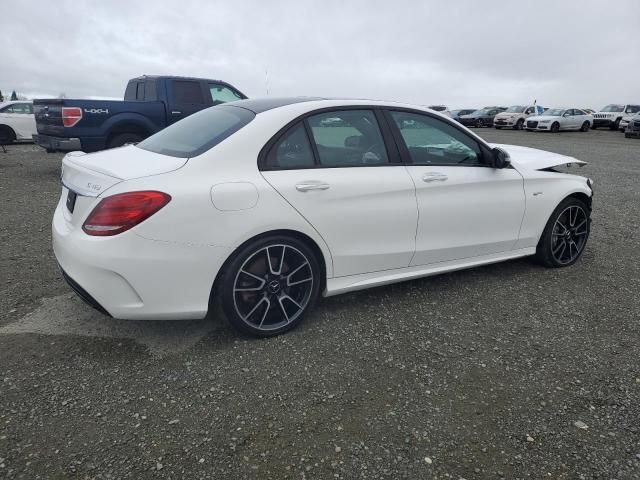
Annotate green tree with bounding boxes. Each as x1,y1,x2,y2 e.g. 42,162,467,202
10,90,17,101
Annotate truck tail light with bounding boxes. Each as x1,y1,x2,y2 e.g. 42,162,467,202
82,191,171,236
62,107,82,127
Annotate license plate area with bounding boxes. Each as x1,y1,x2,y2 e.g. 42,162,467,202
66,189,78,213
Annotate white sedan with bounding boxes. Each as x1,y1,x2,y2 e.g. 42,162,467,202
0,100,36,143
53,98,593,336
525,108,593,133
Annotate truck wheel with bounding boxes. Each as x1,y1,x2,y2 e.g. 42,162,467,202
107,133,144,149
515,119,524,130
611,119,620,131
0,125,16,144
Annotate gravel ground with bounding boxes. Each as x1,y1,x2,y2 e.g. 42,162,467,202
0,130,639,479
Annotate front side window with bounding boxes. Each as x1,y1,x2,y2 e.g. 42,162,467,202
137,105,254,158
389,111,482,166
307,110,389,167
173,80,204,104
626,105,640,114
209,84,243,105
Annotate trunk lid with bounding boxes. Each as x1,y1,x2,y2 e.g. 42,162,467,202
61,145,187,197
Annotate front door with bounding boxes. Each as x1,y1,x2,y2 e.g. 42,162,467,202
385,109,526,266
261,109,418,277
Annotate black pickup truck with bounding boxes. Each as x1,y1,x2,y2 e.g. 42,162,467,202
33,75,247,153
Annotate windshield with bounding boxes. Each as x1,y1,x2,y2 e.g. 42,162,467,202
137,105,255,158
505,105,525,113
601,104,624,112
542,108,564,116
470,108,490,116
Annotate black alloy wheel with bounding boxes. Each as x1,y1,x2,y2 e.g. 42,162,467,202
536,197,590,267
217,235,320,336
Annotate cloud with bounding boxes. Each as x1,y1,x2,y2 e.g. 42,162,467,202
1,0,638,110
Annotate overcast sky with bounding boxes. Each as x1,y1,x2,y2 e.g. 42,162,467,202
1,0,638,109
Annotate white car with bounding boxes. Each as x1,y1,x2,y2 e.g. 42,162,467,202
53,98,593,336
0,100,36,144
618,113,636,132
493,105,544,130
525,108,593,133
592,104,640,130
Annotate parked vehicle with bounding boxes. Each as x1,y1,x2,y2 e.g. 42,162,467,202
33,75,246,153
0,100,36,144
427,105,452,117
526,108,593,133
624,114,640,138
592,104,640,130
458,106,507,127
450,109,477,122
53,98,593,336
493,104,544,130
618,113,636,132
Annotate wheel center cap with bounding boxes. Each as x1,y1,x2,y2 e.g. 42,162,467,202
267,280,281,293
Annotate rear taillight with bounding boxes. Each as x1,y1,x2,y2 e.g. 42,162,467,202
62,107,82,127
82,191,171,236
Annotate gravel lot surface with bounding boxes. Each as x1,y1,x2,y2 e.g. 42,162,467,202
1,130,639,479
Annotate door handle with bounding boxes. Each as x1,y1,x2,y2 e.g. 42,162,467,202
171,110,182,115
422,172,448,183
295,182,330,192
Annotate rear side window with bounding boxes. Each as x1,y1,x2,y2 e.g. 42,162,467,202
137,105,254,158
265,122,315,169
145,80,157,101
307,110,389,167
135,82,145,101
173,81,204,104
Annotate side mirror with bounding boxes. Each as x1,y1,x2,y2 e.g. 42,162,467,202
491,147,511,169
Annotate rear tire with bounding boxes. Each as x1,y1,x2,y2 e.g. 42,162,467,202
494,126,502,130
0,125,16,144
535,197,590,268
216,235,321,337
107,133,144,149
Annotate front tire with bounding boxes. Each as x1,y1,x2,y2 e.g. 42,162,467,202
611,119,620,131
580,121,590,132
550,122,560,133
476,119,484,128
535,197,590,268
515,119,524,130
217,235,321,337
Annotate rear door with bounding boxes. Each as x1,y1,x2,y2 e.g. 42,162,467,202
385,109,525,266
261,108,418,277
167,80,208,124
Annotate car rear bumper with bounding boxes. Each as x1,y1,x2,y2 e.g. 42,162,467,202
52,195,231,320
34,134,82,152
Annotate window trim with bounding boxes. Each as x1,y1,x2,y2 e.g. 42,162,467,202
382,108,495,168
258,106,403,171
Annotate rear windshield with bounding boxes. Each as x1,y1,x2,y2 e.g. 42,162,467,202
137,105,255,158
